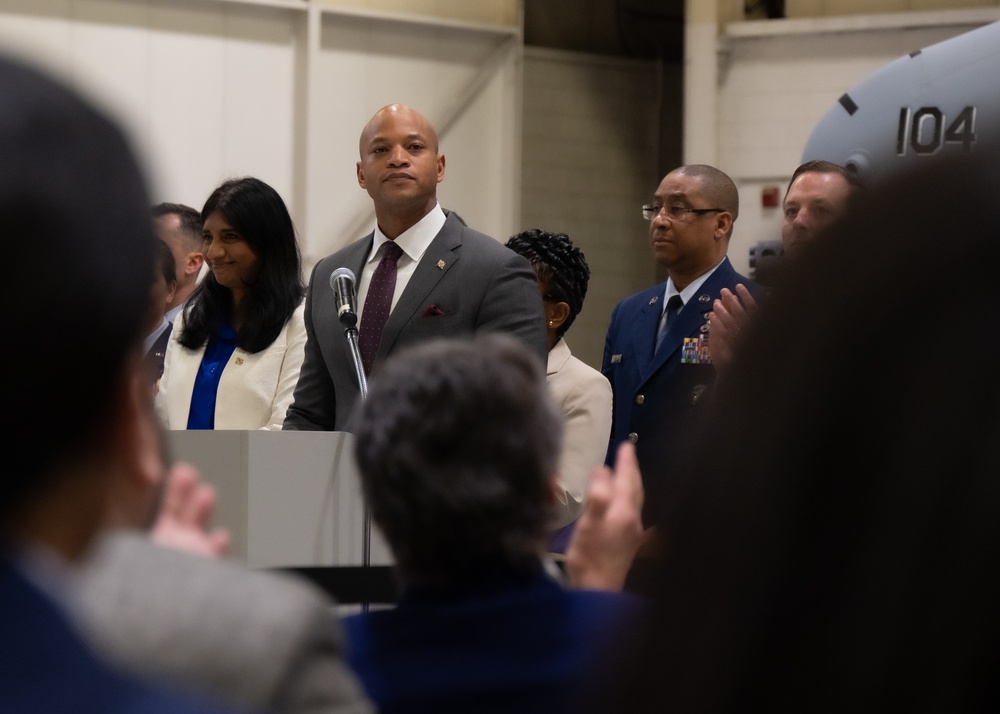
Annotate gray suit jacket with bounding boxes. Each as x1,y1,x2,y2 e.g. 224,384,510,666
284,212,547,431
74,533,373,714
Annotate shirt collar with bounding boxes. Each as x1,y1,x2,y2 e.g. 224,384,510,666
368,203,446,265
663,258,726,308
142,317,170,355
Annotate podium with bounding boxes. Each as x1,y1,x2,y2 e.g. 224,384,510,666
166,430,393,571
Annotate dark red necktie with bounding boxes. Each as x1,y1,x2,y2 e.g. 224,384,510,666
359,241,403,375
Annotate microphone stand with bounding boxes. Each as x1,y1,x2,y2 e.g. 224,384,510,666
340,314,372,612
344,324,368,402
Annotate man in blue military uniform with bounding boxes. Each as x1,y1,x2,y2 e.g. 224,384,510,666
602,164,762,534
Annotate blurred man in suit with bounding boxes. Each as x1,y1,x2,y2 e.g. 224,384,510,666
76,457,373,714
0,53,233,714
284,103,545,431
144,238,177,390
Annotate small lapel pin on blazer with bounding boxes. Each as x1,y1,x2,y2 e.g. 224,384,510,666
649,296,658,306
235,357,244,365
611,354,622,364
698,294,711,303
437,259,445,269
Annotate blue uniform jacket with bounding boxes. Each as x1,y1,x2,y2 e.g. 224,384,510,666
602,257,762,522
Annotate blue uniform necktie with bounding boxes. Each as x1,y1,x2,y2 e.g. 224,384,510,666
655,294,684,351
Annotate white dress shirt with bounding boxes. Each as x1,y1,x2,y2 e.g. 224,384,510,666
356,203,447,319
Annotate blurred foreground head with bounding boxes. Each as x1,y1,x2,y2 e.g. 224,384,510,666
351,333,563,591
0,55,154,538
608,148,1000,712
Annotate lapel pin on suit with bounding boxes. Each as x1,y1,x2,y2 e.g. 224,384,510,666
698,294,711,303
235,357,244,365
649,296,658,306
437,259,445,269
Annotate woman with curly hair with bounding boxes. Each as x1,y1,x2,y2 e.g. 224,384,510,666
157,177,306,430
505,229,613,544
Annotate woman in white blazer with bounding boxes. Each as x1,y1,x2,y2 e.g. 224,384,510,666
157,177,306,431
505,229,613,541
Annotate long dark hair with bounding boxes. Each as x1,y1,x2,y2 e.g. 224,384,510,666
179,177,303,353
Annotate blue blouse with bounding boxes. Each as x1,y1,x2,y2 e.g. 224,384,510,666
186,321,238,430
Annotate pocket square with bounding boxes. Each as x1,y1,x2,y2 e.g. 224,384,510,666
422,304,445,317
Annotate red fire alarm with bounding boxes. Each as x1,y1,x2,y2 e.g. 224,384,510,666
762,186,780,208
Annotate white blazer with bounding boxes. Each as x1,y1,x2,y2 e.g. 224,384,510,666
547,337,613,528
156,303,306,431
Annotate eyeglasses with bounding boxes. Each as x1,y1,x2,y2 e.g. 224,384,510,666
642,204,724,221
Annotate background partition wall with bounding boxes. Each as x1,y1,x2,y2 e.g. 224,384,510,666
520,47,659,368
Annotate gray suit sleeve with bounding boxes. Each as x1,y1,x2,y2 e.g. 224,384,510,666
474,246,548,364
283,263,338,431
75,534,373,714
262,588,373,714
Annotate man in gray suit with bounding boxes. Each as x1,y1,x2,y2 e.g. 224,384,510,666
77,532,372,714
284,103,546,431
76,453,373,714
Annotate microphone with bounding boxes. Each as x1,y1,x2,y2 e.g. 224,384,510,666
329,267,358,330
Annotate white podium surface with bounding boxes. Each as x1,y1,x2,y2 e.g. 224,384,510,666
166,430,392,570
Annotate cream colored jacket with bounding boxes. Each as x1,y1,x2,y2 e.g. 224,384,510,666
547,338,613,528
156,303,306,431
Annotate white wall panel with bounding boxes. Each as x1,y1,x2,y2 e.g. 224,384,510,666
0,2,78,79
144,4,230,208
0,0,300,212
0,0,518,274
300,10,519,264
438,67,519,245
213,8,299,203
